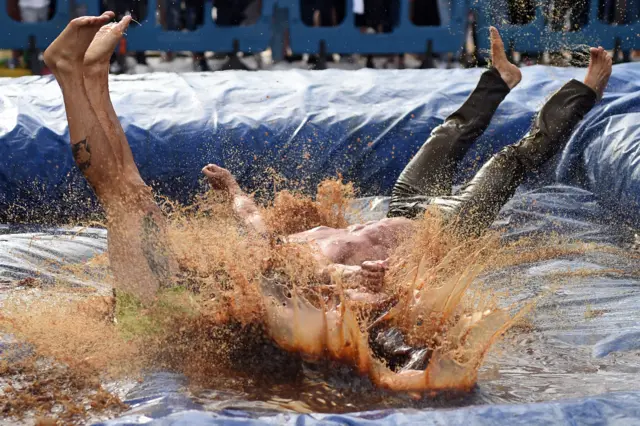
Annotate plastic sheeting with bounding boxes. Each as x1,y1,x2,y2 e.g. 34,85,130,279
0,65,639,225
1,187,639,425
98,390,640,425
0,225,107,285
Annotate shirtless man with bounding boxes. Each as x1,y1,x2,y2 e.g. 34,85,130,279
43,15,611,303
203,38,612,290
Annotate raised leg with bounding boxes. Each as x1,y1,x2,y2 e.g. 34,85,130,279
44,15,176,304
388,28,521,219
83,17,142,185
444,47,611,238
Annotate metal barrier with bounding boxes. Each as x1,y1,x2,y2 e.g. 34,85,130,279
0,0,72,50
124,0,275,54
0,0,276,53
473,0,640,56
285,0,467,55
1,0,638,69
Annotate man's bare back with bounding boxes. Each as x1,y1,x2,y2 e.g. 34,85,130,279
287,219,413,265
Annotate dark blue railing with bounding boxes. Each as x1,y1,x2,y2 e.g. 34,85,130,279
0,0,637,60
473,0,640,54
124,0,275,53
286,0,467,55
0,0,72,50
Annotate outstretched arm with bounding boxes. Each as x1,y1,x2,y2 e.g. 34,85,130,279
202,164,269,236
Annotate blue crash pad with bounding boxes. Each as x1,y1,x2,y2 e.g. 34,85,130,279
0,64,638,225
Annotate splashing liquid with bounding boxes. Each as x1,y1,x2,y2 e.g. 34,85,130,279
259,234,526,393
5,178,633,421
162,180,531,395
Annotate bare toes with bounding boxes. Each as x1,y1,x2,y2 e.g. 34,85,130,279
72,16,92,26
82,14,111,26
98,12,112,20
116,16,132,32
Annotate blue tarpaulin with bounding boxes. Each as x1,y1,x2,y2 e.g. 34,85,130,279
0,65,639,424
0,64,638,225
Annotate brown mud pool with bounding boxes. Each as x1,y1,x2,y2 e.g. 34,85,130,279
1,188,639,424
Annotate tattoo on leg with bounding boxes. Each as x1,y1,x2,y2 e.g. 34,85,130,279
141,212,173,289
71,139,92,172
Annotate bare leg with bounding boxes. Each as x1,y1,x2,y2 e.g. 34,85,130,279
44,15,175,304
83,17,140,183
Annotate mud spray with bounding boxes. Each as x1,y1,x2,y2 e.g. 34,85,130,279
2,178,632,424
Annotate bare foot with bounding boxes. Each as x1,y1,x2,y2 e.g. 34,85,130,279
202,164,241,194
490,26,521,89
43,12,115,75
84,16,132,74
583,46,612,100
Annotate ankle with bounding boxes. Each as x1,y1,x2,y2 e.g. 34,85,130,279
582,78,597,93
494,65,521,89
83,62,110,79
53,68,85,89
502,74,520,90
44,49,83,72
48,57,85,80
